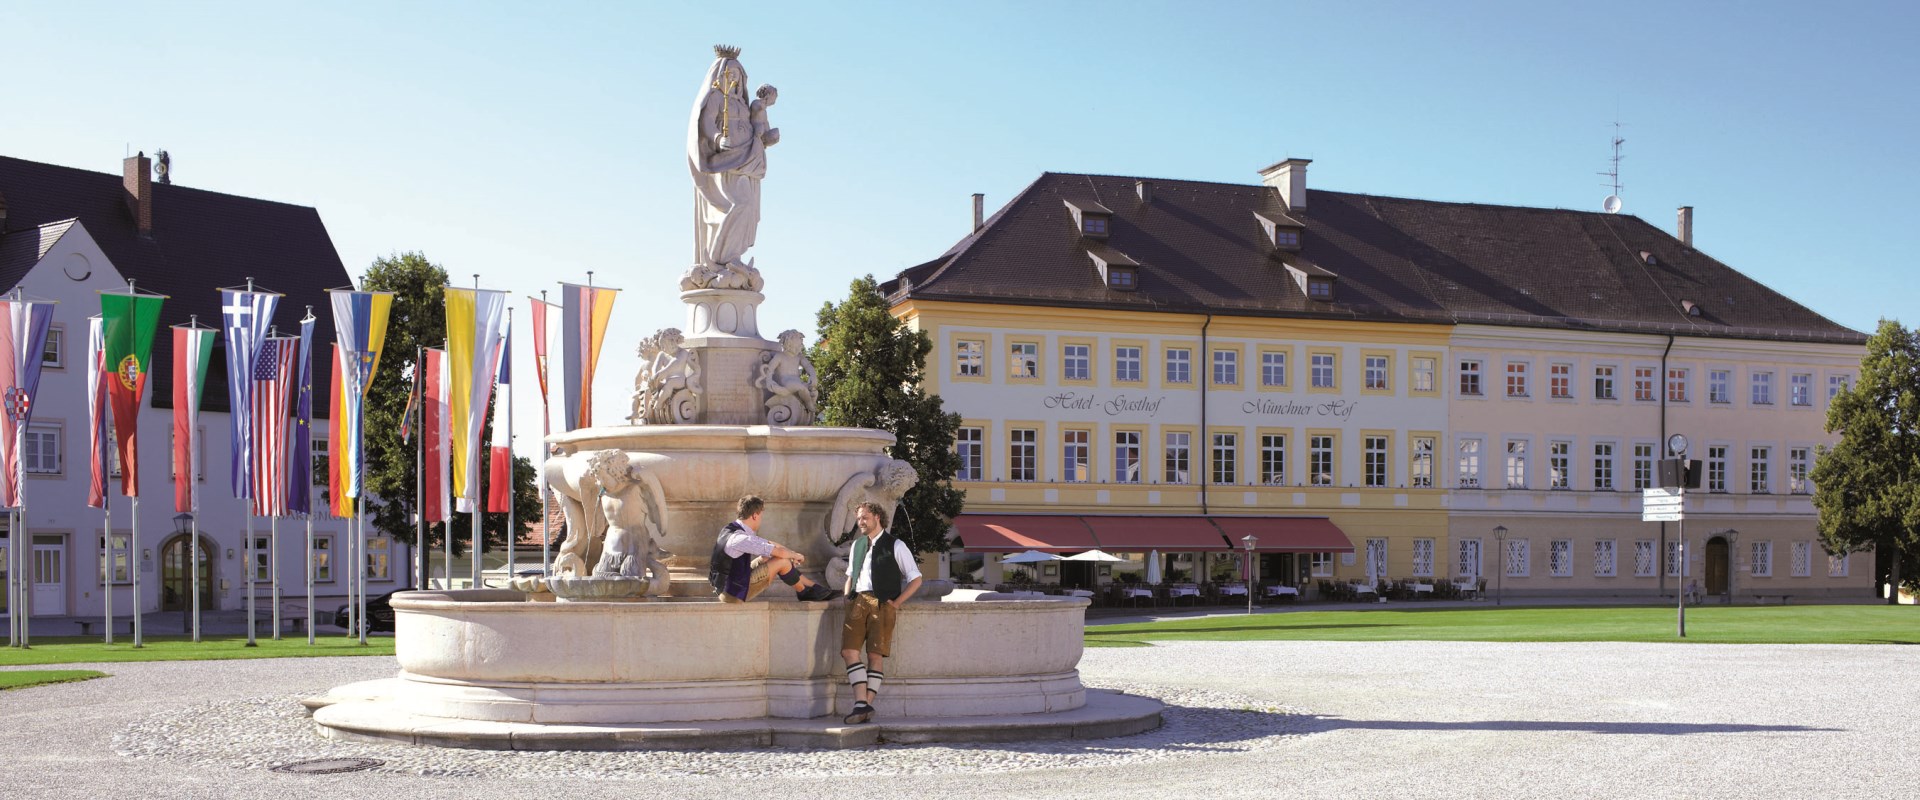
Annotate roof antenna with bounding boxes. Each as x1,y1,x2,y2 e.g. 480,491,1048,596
1599,120,1625,214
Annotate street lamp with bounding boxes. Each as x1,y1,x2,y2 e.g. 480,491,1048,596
1241,534,1258,615
172,513,195,640
1492,525,1509,607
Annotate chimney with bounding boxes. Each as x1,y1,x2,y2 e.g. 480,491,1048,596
124,151,153,235
1258,157,1312,211
1676,206,1693,248
971,193,984,233
1135,179,1152,204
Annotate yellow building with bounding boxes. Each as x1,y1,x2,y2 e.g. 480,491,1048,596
883,160,1872,600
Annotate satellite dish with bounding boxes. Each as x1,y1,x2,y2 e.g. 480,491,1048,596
1602,195,1623,214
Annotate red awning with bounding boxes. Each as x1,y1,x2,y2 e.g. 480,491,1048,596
1081,516,1233,552
1208,517,1356,553
954,515,1099,552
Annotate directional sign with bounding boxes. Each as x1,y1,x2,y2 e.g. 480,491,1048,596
1642,497,1684,510
1643,511,1685,522
1643,488,1685,500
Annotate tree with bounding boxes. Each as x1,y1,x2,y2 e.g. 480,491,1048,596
811,275,966,556
1811,319,1920,603
345,253,541,582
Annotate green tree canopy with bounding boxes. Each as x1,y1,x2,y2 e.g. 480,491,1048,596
811,275,965,556
1811,318,1920,602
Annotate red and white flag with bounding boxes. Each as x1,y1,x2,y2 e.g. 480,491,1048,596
486,315,512,514
87,317,110,509
422,348,451,523
249,335,298,517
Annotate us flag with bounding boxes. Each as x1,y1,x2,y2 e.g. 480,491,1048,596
250,336,298,517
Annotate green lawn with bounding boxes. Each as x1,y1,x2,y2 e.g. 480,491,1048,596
0,635,395,666
1086,605,1920,646
0,669,108,690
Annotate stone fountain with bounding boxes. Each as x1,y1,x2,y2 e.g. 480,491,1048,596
309,46,1161,749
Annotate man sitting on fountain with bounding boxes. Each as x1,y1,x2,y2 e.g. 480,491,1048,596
709,495,842,603
840,501,923,725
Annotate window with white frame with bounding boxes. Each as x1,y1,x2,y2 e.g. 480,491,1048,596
1709,369,1731,403
312,437,329,486
24,423,60,475
1505,439,1528,489
1114,346,1142,383
1549,539,1572,577
1593,442,1615,490
1413,357,1435,393
1790,373,1812,406
1828,374,1850,402
1365,538,1388,580
1365,355,1389,390
254,535,271,581
1789,447,1810,494
1594,365,1617,400
1829,553,1850,577
1211,432,1238,485
1506,361,1529,397
1750,541,1772,577
1550,363,1572,398
1410,436,1434,488
105,532,132,584
366,534,391,580
1212,350,1238,385
1063,344,1091,381
41,328,62,367
1113,431,1141,483
1665,541,1683,578
1634,540,1656,577
1632,443,1655,490
1791,542,1811,577
1634,367,1656,401
1311,353,1336,389
1260,434,1287,485
1594,539,1617,577
1459,359,1482,396
1750,446,1771,494
1009,342,1038,379
1009,429,1036,481
1412,538,1434,577
1062,430,1091,482
1456,538,1482,578
1667,368,1689,402
1365,435,1388,487
1458,438,1483,488
1548,441,1571,490
1261,351,1287,387
955,340,983,377
1166,348,1191,384
1708,445,1728,492
1505,539,1529,577
1751,371,1774,405
955,427,983,480
1309,552,1334,576
1164,432,1191,484
312,535,334,583
1309,434,1334,486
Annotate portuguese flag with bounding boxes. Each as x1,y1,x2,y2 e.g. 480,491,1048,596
100,291,164,496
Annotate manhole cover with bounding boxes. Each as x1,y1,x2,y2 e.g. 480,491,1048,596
270,758,384,775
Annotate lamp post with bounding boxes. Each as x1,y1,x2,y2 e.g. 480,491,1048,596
1492,525,1509,607
1241,534,1258,615
172,513,194,639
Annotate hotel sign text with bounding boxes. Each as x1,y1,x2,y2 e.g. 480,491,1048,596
1036,392,1363,421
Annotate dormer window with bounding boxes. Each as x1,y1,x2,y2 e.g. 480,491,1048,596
1282,255,1336,302
1274,229,1300,248
1308,278,1334,300
1254,211,1305,251
1088,243,1141,291
1108,267,1136,289
1064,199,1114,240
1083,216,1108,236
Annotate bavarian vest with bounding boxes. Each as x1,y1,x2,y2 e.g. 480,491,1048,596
708,521,754,600
851,531,908,602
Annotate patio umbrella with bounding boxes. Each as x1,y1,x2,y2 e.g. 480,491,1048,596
999,550,1060,564
1146,549,1161,584
1062,549,1128,562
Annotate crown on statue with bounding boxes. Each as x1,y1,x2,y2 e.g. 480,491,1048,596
713,44,741,60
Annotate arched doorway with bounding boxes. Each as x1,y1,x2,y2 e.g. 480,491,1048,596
1705,536,1729,596
160,534,216,612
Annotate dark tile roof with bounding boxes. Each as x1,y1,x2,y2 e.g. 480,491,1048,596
0,218,75,286
885,172,1865,344
0,155,354,412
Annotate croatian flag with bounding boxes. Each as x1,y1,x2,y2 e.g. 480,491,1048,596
0,297,55,508
87,317,109,509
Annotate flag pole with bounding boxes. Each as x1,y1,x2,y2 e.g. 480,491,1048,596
131,497,142,647
102,500,112,644
539,290,552,578
245,511,255,646
356,341,367,646
471,274,482,589
505,306,515,585
414,344,426,594
270,515,281,639
191,500,201,643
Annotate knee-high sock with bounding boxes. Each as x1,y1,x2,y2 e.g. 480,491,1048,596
779,566,802,586
866,669,884,698
846,663,868,695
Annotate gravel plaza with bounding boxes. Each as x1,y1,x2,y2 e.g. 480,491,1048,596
4,621,1917,799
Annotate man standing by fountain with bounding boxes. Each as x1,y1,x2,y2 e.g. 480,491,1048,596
840,501,923,725
709,495,841,603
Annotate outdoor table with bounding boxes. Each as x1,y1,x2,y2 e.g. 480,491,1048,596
1264,585,1299,597
1062,589,1093,598
1410,582,1435,596
1122,588,1153,599
1218,584,1248,597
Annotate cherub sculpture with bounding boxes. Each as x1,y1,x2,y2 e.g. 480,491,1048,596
755,329,818,425
589,450,673,596
627,334,663,424
638,328,702,425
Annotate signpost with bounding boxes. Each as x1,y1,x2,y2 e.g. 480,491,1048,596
1650,435,1695,637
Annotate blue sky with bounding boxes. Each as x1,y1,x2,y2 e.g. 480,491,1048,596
5,1,1916,454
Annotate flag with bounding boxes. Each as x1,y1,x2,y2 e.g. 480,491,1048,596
287,315,316,516
87,318,109,509
171,325,216,513
422,348,451,523
487,315,512,514
220,289,279,499
250,336,297,517
529,296,558,434
0,297,55,507
101,291,164,496
559,282,617,431
327,289,393,499
327,343,352,518
446,287,506,512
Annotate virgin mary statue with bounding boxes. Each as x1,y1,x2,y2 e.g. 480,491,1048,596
684,44,776,292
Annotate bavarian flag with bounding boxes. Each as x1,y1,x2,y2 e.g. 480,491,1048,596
101,290,165,496
327,289,393,499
